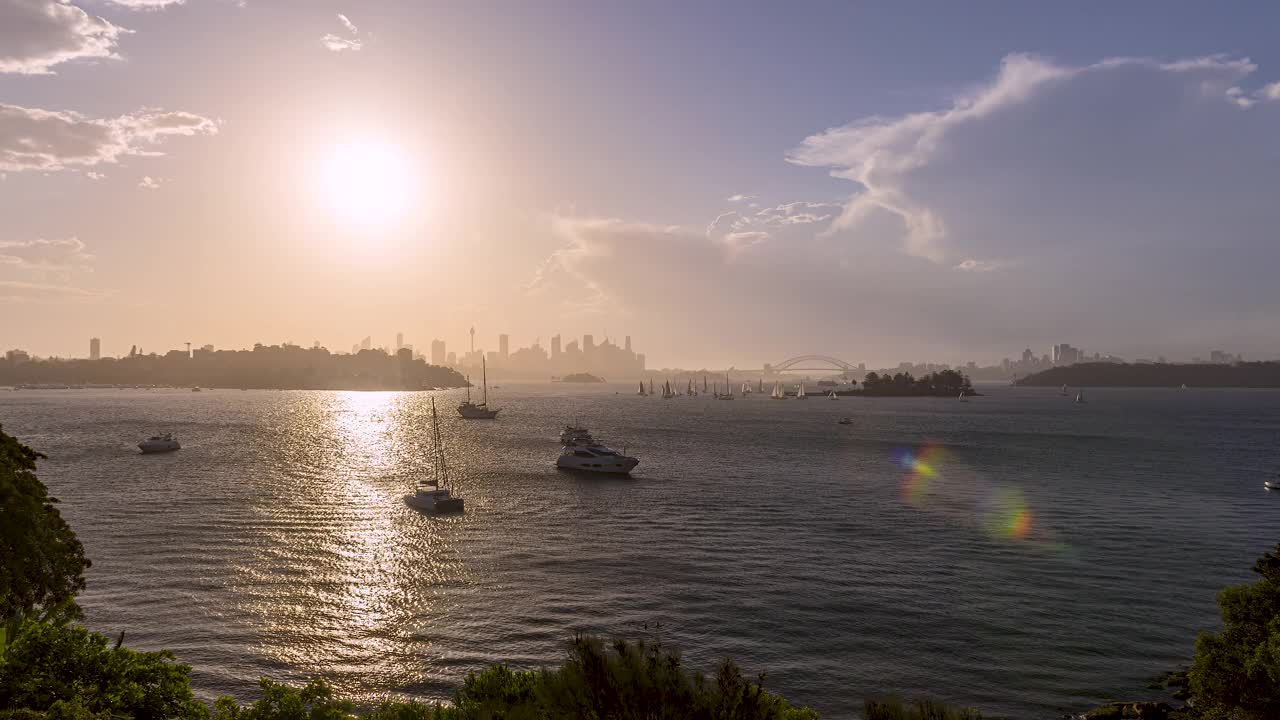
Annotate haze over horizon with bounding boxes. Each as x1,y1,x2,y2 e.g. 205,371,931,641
4,1,1280,368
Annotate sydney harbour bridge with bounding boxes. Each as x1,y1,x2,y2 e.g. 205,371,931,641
747,355,862,378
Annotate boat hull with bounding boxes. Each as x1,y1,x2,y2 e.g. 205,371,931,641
457,405,500,419
1266,481,1280,491
556,456,639,475
138,442,180,454
404,494,465,513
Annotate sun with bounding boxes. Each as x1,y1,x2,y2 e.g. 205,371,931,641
319,140,416,227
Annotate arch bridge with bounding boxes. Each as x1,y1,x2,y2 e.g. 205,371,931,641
767,355,857,374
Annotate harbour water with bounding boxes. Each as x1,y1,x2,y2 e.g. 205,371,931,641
2,385,1277,718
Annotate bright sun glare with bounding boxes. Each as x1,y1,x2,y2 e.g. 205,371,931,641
320,141,416,227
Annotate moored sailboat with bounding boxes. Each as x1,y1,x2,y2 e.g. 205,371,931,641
405,398,465,514
458,357,500,418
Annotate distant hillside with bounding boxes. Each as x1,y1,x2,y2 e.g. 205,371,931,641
1017,361,1280,387
558,372,605,383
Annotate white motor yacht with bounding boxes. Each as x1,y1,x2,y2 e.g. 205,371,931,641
406,398,465,513
556,426,639,474
139,433,181,453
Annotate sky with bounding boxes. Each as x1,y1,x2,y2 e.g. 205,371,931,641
3,1,1280,368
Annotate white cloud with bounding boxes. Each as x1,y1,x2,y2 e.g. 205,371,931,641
788,53,1278,264
725,193,756,203
953,258,1002,273
0,0,126,75
0,103,217,173
1260,82,1280,101
0,237,93,271
104,0,186,8
138,175,161,189
323,13,362,52
85,171,104,180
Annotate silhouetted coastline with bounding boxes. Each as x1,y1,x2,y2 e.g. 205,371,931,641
1016,361,1280,388
0,344,467,391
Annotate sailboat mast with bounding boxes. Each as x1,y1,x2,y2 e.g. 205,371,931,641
482,357,488,405
431,398,449,488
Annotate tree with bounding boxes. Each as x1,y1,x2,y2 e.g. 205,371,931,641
0,425,89,622
1188,544,1280,720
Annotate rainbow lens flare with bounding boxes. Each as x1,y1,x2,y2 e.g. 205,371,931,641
892,443,947,507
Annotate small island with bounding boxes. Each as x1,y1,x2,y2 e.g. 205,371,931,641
1016,361,1280,388
831,369,976,397
556,372,606,383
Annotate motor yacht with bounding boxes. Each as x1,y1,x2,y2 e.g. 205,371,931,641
138,433,181,453
556,425,639,474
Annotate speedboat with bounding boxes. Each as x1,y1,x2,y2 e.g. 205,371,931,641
139,433,181,453
556,426,639,474
837,417,852,425
191,387,202,392
1266,478,1280,491
405,398,465,513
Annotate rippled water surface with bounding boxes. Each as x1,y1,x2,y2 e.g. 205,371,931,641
3,384,1278,718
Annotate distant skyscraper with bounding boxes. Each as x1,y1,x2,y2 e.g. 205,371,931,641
551,334,561,359
624,335,631,352
431,339,446,365
447,351,457,365
396,332,404,350
583,334,595,355
89,337,100,361
499,333,509,359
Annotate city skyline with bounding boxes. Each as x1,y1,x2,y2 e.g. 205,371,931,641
5,3,1280,367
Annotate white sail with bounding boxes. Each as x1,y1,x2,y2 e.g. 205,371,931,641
797,382,806,399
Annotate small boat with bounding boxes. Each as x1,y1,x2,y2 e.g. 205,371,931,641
556,425,639,474
1060,384,1067,396
1075,391,1085,404
649,379,654,396
139,433,181,453
837,417,852,425
638,381,647,396
829,390,838,400
719,372,734,400
796,382,807,400
959,391,968,402
770,381,785,400
191,387,202,392
742,382,751,395
458,357,500,418
1266,478,1280,491
662,380,675,399
405,398,465,514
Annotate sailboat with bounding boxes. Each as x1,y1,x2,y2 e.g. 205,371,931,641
662,380,675,399
703,376,708,394
638,381,647,396
829,390,838,400
1075,390,1086,404
770,380,785,399
959,391,968,402
458,357,500,418
405,398,465,513
796,382,807,400
687,379,695,397
649,379,654,396
719,372,735,400
757,378,764,394
1060,384,1068,396
742,382,751,395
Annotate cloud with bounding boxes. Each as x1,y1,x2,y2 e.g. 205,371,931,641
1260,82,1280,101
788,53,1274,264
0,237,93,271
0,103,217,173
138,175,161,189
725,193,756,203
103,0,186,8
953,258,1002,273
0,279,101,302
323,13,362,52
85,171,104,180
0,0,126,75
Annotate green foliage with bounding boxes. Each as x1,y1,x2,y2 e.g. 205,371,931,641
209,680,353,720
0,620,205,720
0,425,89,625
861,370,973,397
1188,544,1280,720
863,699,984,720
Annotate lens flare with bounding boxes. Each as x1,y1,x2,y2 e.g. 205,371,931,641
891,442,1064,553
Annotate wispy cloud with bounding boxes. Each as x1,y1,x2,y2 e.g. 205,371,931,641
0,237,93,272
0,0,126,75
0,279,102,302
138,175,161,189
725,193,756,203
323,13,363,52
103,0,187,8
0,103,217,173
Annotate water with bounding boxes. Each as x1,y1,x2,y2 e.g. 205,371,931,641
2,384,1278,719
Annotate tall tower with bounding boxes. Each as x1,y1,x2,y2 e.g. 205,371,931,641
624,335,632,353
551,334,561,358
470,326,475,354
396,332,404,350
89,337,100,361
